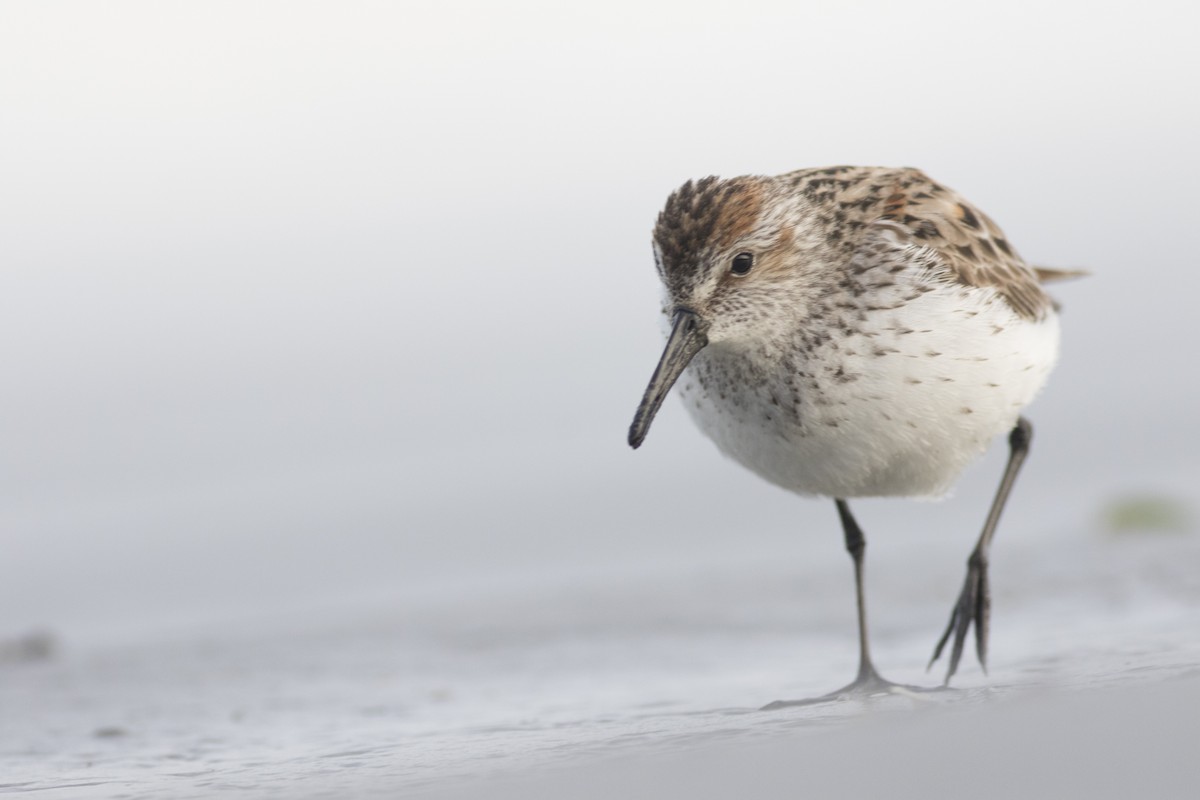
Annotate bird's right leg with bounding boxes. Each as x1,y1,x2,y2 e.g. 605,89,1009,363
762,500,939,709
836,498,889,689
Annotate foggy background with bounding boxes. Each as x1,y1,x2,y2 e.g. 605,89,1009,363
2,0,1197,650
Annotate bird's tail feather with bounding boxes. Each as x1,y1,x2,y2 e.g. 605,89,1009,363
1032,266,1089,284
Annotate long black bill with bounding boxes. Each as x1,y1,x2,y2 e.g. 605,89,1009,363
628,308,709,449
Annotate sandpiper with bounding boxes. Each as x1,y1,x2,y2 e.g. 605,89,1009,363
628,166,1079,706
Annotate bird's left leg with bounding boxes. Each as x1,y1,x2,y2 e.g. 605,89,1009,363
929,417,1033,685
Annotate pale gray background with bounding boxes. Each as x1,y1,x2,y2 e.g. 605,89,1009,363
2,0,1197,645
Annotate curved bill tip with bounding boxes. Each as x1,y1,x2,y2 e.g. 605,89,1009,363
627,308,708,449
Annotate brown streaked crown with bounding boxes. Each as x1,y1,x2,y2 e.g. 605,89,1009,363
653,176,765,297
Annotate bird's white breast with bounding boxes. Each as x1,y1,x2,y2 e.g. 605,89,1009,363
677,284,1060,499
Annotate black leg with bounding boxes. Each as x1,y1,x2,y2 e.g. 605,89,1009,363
929,417,1033,685
762,500,944,709
835,498,885,687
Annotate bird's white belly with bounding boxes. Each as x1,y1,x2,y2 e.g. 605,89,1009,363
677,288,1060,499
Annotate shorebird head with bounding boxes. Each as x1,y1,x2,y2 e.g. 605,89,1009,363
628,175,823,448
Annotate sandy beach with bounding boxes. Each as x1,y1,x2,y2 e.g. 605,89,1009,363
4,523,1198,798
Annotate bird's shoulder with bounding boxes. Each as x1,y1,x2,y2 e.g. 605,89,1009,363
782,166,1055,321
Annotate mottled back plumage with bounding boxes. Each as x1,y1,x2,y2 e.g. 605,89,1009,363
654,165,1055,322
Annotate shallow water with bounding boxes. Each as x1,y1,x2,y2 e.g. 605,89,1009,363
2,526,1198,798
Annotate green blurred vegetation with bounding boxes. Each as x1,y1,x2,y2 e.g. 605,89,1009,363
1103,495,1192,535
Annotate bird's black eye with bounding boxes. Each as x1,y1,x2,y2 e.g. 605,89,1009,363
730,252,754,276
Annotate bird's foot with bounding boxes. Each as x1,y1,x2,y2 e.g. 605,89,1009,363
761,668,947,710
928,553,989,685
